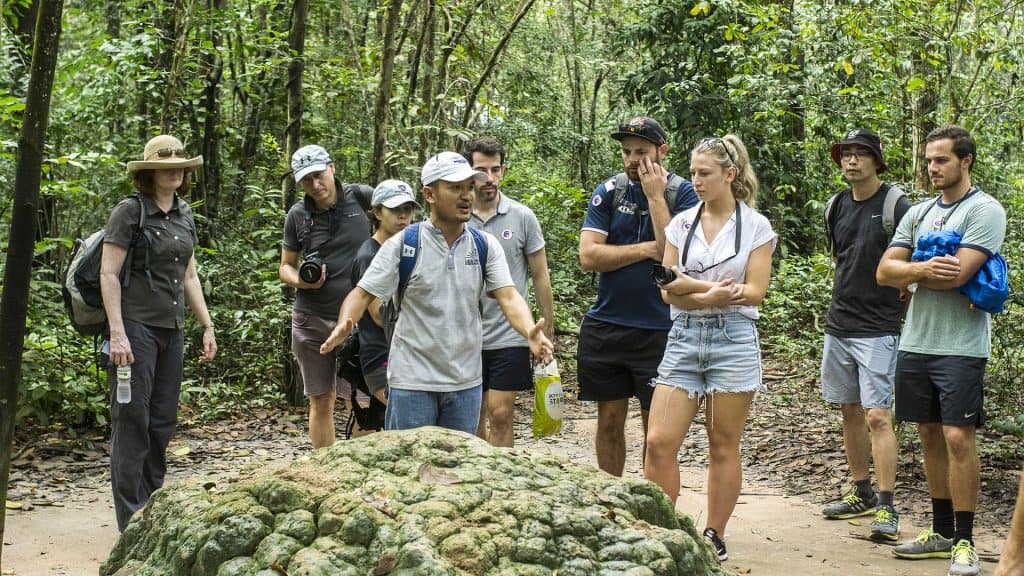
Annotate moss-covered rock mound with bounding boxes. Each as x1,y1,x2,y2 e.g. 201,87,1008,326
101,427,730,575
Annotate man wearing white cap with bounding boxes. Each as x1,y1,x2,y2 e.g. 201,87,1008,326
321,152,553,434
280,144,373,447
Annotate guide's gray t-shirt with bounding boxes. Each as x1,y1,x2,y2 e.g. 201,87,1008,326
890,189,1005,358
469,194,546,350
357,221,514,392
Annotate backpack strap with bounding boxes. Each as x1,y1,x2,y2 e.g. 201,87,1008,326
345,183,373,214
665,173,684,212
394,223,422,313
612,172,684,212
466,227,490,299
823,190,842,258
881,183,906,237
121,194,153,292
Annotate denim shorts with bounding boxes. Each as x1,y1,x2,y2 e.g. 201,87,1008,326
654,312,763,397
385,385,483,434
820,334,897,409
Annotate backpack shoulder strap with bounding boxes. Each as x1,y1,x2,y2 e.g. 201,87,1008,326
823,190,843,257
881,183,906,237
665,173,685,212
467,227,489,284
122,195,153,291
395,223,421,310
611,173,629,210
345,183,373,214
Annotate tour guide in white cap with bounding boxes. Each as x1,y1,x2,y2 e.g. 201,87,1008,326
320,151,554,434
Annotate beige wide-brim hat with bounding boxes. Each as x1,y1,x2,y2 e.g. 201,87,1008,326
126,135,204,173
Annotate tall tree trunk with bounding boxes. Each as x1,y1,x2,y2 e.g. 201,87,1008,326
198,0,226,236
460,0,538,128
284,0,309,210
105,0,120,37
282,0,309,406
0,0,64,564
159,0,196,132
369,0,405,185
415,0,436,165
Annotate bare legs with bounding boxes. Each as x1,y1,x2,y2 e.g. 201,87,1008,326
596,399,649,476
308,391,336,448
645,386,754,535
840,403,897,493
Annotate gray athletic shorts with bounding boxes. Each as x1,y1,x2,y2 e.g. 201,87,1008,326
820,334,897,409
291,310,349,398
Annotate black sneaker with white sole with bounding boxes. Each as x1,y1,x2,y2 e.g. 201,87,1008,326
703,527,728,561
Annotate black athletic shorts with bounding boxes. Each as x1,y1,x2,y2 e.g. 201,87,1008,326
576,316,668,411
481,347,533,392
894,351,986,427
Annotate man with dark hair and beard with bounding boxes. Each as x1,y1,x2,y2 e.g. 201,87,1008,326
878,125,1006,576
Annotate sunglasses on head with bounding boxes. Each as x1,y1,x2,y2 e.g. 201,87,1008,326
696,137,736,165
149,147,188,160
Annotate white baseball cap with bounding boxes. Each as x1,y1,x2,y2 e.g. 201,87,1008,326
372,179,421,209
291,145,332,182
421,151,486,186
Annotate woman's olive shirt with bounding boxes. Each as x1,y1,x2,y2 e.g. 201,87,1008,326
104,194,198,330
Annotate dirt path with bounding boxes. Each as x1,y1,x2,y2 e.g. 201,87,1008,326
2,368,1013,575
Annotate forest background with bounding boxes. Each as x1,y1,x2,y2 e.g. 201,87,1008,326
0,0,1022,471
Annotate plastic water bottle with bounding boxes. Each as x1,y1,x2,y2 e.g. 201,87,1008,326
116,365,132,404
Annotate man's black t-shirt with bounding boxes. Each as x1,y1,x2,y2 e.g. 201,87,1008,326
825,185,912,337
351,237,388,373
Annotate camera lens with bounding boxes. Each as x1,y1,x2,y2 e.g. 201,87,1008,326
299,258,322,283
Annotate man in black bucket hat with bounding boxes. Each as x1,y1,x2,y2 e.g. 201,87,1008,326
819,127,910,544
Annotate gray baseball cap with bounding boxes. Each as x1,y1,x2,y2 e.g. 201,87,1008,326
372,179,421,209
291,145,332,182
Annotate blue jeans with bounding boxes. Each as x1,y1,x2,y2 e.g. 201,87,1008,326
385,385,483,434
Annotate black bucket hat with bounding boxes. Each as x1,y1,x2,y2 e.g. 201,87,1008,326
830,128,887,173
611,116,668,146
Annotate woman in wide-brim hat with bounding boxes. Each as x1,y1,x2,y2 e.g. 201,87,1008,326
100,134,217,532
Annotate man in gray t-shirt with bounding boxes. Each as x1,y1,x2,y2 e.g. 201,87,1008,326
464,137,554,448
320,151,553,435
279,144,371,448
878,125,1006,575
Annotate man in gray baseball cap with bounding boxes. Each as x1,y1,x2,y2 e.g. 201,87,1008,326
280,144,373,448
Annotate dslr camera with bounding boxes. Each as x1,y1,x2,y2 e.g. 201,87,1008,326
652,264,676,287
299,251,324,284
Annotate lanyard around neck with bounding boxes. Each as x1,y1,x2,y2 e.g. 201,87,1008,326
680,202,742,274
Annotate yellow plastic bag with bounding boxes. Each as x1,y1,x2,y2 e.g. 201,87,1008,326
533,360,563,437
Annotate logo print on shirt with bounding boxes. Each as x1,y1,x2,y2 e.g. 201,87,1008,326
683,220,692,230
464,246,481,266
932,217,945,231
617,201,637,215
501,229,513,240
591,195,603,207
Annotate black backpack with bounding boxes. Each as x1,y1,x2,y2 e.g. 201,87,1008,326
62,195,151,336
336,332,387,436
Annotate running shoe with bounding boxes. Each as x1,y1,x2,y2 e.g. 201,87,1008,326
869,504,900,542
822,488,878,519
891,528,954,559
947,540,980,576
703,527,728,561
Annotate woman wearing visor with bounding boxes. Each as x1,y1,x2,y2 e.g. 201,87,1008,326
643,134,776,562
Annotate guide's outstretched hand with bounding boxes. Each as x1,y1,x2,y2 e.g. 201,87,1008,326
320,317,356,355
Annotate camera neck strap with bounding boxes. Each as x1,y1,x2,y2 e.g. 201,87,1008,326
679,201,742,273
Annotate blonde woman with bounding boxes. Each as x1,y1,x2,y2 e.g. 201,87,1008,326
643,134,776,561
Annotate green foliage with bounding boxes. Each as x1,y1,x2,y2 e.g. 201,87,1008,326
759,254,832,359
514,175,593,332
